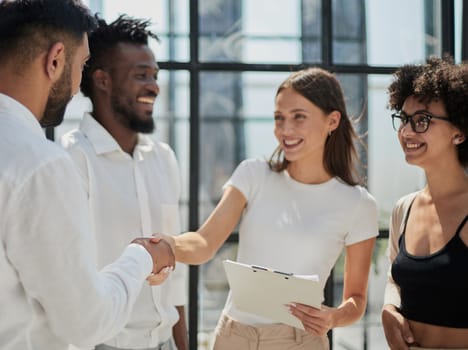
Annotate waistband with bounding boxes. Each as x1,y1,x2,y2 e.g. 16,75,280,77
95,338,172,350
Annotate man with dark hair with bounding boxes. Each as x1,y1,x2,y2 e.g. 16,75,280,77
0,1,174,349
62,14,188,350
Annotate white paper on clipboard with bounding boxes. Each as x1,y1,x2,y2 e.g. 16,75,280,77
222,259,322,329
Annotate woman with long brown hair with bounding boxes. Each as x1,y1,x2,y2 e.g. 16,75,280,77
155,67,378,349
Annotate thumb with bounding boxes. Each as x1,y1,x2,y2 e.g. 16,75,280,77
401,322,414,344
150,236,162,243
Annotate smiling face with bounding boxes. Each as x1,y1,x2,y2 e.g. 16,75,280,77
398,95,461,169
108,42,159,133
274,87,337,167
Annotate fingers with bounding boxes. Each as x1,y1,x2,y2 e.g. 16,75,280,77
286,303,330,336
401,320,414,346
155,239,175,271
150,236,162,243
131,237,175,274
381,305,411,350
301,320,326,336
287,302,321,321
146,266,171,286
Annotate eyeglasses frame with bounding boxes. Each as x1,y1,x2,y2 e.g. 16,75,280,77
391,111,450,133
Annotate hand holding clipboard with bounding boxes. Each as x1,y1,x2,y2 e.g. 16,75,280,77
222,260,322,329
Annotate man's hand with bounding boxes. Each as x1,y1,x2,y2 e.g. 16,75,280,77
146,234,176,286
381,304,414,350
131,237,175,274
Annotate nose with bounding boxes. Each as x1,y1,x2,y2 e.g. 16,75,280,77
280,120,296,134
146,79,160,95
400,120,416,136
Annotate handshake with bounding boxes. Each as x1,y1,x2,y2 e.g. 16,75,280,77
131,235,176,285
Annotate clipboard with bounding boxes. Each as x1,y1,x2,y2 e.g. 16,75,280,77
222,259,322,329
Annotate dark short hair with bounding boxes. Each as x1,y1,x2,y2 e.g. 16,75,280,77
269,67,360,186
388,56,468,166
0,0,96,66
81,14,159,98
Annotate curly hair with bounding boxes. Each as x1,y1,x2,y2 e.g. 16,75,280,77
388,56,468,166
0,0,96,67
81,14,159,98
269,67,360,186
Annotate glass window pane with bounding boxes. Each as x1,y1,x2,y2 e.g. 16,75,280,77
199,0,321,64
351,0,443,66
302,0,323,62
333,0,366,65
98,0,189,61
154,70,191,230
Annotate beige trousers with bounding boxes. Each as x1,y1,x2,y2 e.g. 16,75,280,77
212,313,329,350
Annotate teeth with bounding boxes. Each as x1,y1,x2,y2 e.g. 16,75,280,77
284,139,301,146
406,143,420,149
137,97,155,104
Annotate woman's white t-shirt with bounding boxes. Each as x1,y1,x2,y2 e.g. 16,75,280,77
222,158,379,325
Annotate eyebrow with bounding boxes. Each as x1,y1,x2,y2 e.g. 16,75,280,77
274,108,308,114
401,109,431,115
134,63,159,70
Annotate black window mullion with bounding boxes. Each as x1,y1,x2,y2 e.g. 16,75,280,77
441,0,455,56
322,0,333,67
188,1,200,350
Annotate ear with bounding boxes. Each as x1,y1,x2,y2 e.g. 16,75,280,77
92,69,111,93
328,110,341,133
453,133,466,145
45,42,65,82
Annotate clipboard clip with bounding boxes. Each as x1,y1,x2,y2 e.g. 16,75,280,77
251,265,268,272
273,270,293,276
251,265,293,277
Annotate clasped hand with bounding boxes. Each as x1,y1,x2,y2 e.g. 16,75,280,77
131,236,175,285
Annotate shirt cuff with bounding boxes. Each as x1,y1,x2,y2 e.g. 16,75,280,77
124,243,153,278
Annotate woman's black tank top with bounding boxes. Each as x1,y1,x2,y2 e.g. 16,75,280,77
391,199,468,328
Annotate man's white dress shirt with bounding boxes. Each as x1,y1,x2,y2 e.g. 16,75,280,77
61,114,187,349
0,93,154,350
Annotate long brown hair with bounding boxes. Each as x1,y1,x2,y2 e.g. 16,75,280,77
268,67,360,186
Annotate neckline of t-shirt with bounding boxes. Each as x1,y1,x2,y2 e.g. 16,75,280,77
282,170,340,190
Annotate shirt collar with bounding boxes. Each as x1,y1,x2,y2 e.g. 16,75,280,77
79,113,155,156
0,93,45,138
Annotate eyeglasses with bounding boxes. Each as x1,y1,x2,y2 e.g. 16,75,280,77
391,111,449,133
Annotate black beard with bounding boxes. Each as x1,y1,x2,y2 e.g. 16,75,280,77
126,115,155,134
40,102,68,128
111,92,155,134
40,65,72,128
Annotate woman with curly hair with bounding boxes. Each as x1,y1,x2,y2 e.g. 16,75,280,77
381,56,468,350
